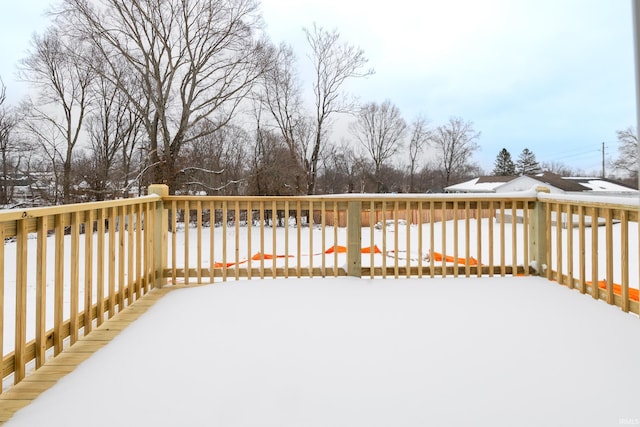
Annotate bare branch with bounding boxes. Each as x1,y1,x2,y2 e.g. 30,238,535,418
430,117,481,187
304,23,374,194
611,126,638,178
181,166,225,175
182,178,246,193
56,0,267,192
350,100,406,193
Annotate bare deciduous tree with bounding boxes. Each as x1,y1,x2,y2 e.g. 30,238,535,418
304,23,373,194
258,43,309,194
407,115,431,192
83,70,143,200
0,78,22,206
319,140,370,193
611,126,638,179
181,122,250,195
57,0,269,193
430,117,481,187
248,117,300,196
350,100,406,193
19,28,94,204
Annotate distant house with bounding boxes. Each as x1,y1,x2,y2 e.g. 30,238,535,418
444,176,517,193
0,174,37,207
445,172,638,196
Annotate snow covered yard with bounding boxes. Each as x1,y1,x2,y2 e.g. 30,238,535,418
4,276,640,427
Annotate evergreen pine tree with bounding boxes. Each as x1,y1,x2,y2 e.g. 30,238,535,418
492,148,516,176
516,148,541,175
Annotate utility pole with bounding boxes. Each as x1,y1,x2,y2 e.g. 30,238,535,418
602,141,605,178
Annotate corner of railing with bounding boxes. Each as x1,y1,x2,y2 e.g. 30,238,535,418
347,200,362,277
148,184,169,288
529,186,551,276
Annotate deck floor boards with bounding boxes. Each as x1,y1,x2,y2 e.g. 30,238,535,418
0,286,177,424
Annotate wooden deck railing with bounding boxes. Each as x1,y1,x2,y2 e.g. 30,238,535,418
0,185,638,392
539,193,640,314
163,194,537,281
0,190,163,392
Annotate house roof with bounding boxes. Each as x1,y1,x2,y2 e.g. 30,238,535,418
563,177,638,192
445,172,638,194
0,175,35,187
476,175,516,184
444,177,509,193
524,172,586,192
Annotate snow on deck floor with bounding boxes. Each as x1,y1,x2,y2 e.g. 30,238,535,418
5,277,640,427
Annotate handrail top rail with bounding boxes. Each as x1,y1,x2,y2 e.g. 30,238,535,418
538,192,640,210
163,190,539,203
0,190,636,223
0,194,161,222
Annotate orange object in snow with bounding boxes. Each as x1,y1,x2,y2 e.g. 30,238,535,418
324,245,346,254
213,260,247,268
324,245,382,254
213,245,384,268
589,280,640,302
251,253,294,261
430,251,479,266
361,245,382,254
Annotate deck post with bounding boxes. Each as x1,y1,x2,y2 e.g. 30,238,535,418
148,184,169,288
530,187,550,276
347,201,362,277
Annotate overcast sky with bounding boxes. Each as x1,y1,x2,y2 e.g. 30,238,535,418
0,0,635,173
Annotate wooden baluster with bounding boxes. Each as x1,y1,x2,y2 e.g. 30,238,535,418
465,201,471,278
184,201,190,284
511,202,517,276
117,206,125,311
578,205,586,294
96,208,105,326
247,201,253,281
418,202,423,279
621,209,629,312
54,214,65,354
15,219,28,382
566,204,574,289
127,206,134,302
394,201,399,279
235,201,241,281
285,200,290,278
605,208,614,304
429,202,435,278
222,201,228,282
36,216,48,367
70,212,80,343
198,201,203,283
591,208,598,299
453,201,459,278
108,207,117,317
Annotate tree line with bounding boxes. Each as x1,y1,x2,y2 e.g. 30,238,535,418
0,0,636,208
0,0,487,206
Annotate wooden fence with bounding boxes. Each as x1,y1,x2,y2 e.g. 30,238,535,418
0,185,637,393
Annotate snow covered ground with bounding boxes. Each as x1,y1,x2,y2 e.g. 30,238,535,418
4,276,640,427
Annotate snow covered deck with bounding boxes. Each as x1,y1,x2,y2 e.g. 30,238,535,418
0,189,638,425
2,277,640,427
